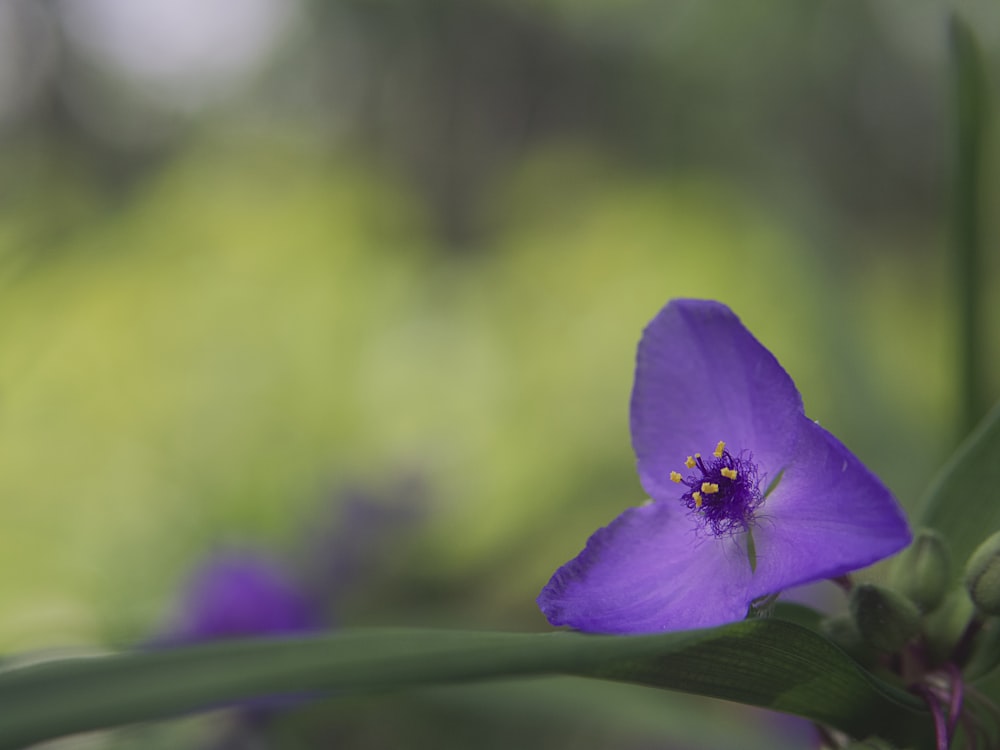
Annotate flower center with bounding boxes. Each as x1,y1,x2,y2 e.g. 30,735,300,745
669,440,764,537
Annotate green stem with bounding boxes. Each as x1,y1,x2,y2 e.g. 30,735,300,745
949,14,989,439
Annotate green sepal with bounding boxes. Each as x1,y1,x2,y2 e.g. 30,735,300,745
746,526,758,573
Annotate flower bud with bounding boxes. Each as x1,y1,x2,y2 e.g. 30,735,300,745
890,528,952,612
965,530,1000,615
849,583,921,653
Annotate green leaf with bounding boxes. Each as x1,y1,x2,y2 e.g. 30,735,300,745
0,622,930,749
771,601,824,631
331,678,812,750
919,399,1000,577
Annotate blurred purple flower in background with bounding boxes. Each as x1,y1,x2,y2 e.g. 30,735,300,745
539,299,911,634
295,477,426,611
162,550,321,645
146,477,425,748
157,475,425,648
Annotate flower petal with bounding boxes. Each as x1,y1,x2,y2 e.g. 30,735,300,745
538,500,754,633
747,417,912,599
631,300,804,502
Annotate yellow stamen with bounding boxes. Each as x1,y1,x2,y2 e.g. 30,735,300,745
684,456,696,469
714,441,726,458
721,467,738,480
693,491,703,508
701,482,720,495
670,471,683,483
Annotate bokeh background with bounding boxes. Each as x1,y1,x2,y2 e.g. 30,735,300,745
2,0,1000,747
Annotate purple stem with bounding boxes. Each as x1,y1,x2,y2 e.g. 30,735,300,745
952,615,984,667
830,574,853,593
946,663,964,738
915,685,950,750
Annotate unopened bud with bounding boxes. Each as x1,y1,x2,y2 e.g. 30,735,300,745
890,528,952,612
849,584,921,653
965,531,1000,615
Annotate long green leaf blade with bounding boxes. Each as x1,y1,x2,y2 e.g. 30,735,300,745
919,399,1000,573
0,621,930,749
949,12,990,436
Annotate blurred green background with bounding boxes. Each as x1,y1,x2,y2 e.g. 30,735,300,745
2,0,1000,746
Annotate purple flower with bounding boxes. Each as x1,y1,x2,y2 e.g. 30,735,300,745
538,299,911,634
163,550,320,644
